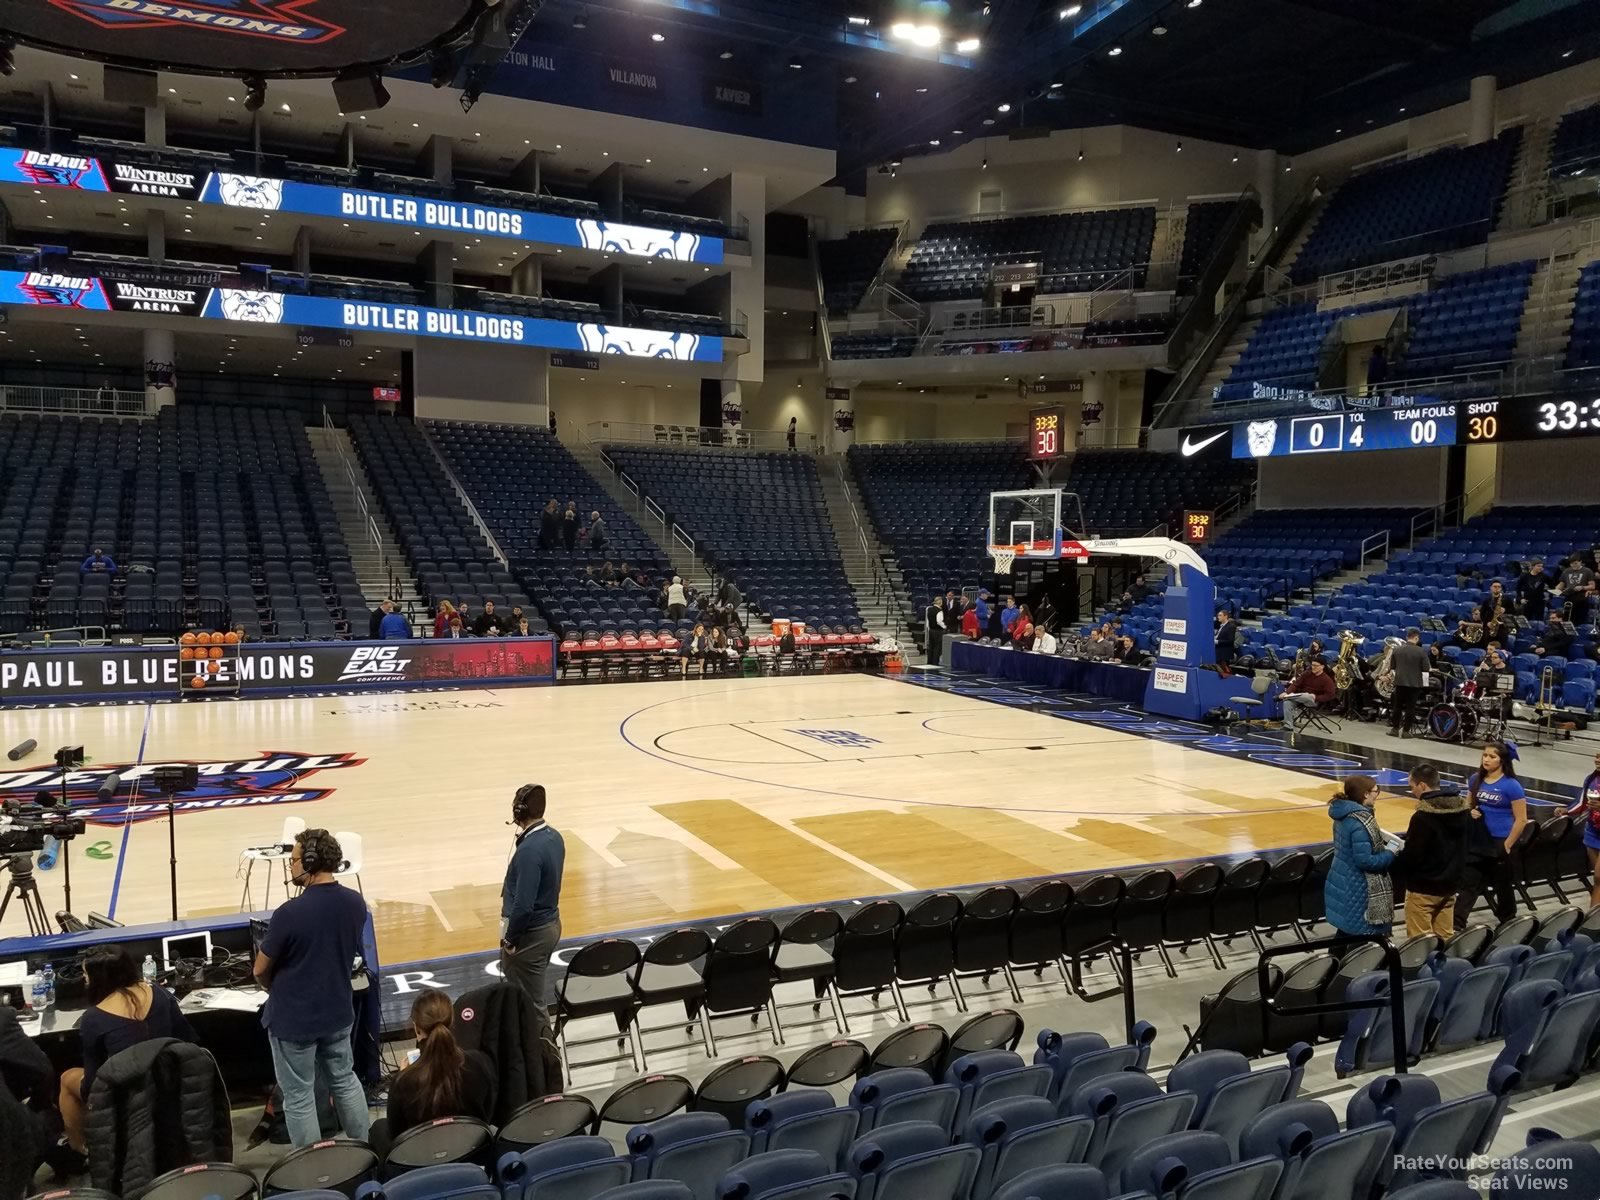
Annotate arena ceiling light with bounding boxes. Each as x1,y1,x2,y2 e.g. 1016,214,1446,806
956,37,980,52
1059,4,1082,17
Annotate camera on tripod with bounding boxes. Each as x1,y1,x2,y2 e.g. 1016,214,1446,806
0,796,87,855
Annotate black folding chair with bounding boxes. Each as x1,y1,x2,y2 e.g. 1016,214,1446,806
832,898,907,1023
895,892,965,1012
953,885,1023,1004
690,1054,786,1125
773,908,848,1036
1008,878,1073,991
634,928,715,1058
556,937,645,1077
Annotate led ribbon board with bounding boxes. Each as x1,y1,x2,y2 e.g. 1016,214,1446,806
0,270,725,362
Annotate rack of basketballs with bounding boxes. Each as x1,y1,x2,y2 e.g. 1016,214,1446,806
177,630,243,698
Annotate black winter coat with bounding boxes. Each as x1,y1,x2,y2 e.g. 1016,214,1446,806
452,983,559,1124
85,1038,231,1197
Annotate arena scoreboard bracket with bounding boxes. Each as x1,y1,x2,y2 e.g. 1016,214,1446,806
1187,396,1600,461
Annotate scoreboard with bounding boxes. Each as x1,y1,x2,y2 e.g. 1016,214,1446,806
1202,397,1600,461
1029,405,1065,460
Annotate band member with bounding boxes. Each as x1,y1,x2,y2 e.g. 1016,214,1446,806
1388,628,1431,738
1451,607,1488,651
1214,607,1239,675
1517,558,1552,621
1280,658,1336,737
1474,648,1514,721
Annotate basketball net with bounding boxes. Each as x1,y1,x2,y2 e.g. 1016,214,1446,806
989,545,1018,575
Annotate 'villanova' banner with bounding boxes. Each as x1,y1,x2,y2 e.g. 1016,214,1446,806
0,148,724,265
0,270,724,363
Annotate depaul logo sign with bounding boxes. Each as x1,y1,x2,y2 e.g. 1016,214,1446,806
0,750,364,824
45,0,346,45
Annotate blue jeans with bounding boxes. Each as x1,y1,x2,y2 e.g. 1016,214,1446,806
268,1024,371,1148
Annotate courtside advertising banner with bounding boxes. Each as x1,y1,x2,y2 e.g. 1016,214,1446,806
0,148,724,264
0,270,724,362
0,638,558,705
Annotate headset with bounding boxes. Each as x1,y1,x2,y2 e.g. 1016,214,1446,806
295,828,342,880
511,784,545,825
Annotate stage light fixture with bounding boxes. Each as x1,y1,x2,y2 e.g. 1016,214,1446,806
242,75,266,112
333,68,390,114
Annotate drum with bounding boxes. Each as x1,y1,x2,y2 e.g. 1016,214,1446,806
1428,701,1479,743
1457,679,1480,700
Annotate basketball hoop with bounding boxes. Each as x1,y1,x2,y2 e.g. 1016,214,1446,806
989,545,1018,575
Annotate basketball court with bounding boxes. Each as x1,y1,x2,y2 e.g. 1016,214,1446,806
1,671,1435,967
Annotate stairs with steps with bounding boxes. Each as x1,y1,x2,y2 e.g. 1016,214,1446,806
1195,315,1261,402
818,457,911,646
308,425,424,623
1273,194,1327,283
566,435,719,597
1498,118,1555,233
1515,256,1581,367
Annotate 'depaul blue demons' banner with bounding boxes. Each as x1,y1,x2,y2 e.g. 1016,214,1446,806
0,149,725,265
0,270,725,362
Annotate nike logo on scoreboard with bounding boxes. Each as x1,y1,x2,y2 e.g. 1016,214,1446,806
1181,429,1229,456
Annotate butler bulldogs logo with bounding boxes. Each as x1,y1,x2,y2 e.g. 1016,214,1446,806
576,219,702,262
578,323,702,361
44,0,346,45
19,273,99,307
1246,420,1279,458
219,289,285,324
216,173,285,210
0,751,364,825
17,150,99,188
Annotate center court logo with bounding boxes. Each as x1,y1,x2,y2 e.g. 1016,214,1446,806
338,645,412,682
789,728,882,748
0,751,364,825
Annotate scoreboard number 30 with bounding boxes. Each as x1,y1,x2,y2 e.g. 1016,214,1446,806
1029,406,1065,461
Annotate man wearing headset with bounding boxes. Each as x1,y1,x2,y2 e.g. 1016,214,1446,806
500,785,566,1020
253,829,371,1147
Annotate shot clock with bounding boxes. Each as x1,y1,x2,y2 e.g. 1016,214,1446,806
1458,397,1600,443
1029,405,1065,460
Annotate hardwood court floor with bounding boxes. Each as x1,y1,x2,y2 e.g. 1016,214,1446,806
1,674,1414,965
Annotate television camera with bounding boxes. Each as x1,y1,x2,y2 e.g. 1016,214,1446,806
0,794,86,856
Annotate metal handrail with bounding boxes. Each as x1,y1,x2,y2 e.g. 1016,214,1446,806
587,419,821,454
0,385,148,418
322,405,395,597
1360,529,1391,569
416,420,509,568
810,229,835,362
831,454,900,632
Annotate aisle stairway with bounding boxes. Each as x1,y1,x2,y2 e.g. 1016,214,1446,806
309,425,424,622
818,456,907,644
1195,315,1261,402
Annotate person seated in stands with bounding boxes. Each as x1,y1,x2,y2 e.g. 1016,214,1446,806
1281,657,1337,732
680,622,711,676
999,596,1020,637
619,562,640,590
1305,637,1328,666
1559,552,1597,623
433,600,456,639
1474,647,1514,719
1517,558,1552,621
1119,573,1150,611
79,547,116,577
472,600,506,638
509,605,527,630
778,626,799,657
512,617,533,637
1451,606,1490,651
58,945,196,1157
1534,606,1573,658
443,615,466,639
1113,634,1144,665
1083,628,1115,660
599,561,617,586
231,623,248,644
371,989,495,1156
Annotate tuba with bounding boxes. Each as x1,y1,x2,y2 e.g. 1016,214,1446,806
1332,631,1364,691
1373,637,1400,699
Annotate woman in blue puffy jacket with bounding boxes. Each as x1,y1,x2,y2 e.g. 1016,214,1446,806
1325,775,1396,937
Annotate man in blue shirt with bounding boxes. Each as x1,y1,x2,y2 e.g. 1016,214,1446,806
79,548,116,576
500,785,565,1020
378,604,411,639
253,830,371,1147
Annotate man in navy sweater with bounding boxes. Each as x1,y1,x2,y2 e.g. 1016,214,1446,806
500,784,565,1020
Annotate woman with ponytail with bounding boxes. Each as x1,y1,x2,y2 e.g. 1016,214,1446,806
375,989,496,1152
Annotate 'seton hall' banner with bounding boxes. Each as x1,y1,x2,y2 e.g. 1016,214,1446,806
0,148,724,265
0,270,724,362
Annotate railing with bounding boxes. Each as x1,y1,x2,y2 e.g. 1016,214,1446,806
1252,934,1410,1073
0,385,148,417
1207,364,1509,419
1314,253,1438,305
809,232,834,363
585,420,821,453
830,455,900,634
322,406,393,598
1407,506,1437,551
0,625,110,647
1360,529,1391,570
1150,175,1326,429
416,420,509,568
1165,186,1261,358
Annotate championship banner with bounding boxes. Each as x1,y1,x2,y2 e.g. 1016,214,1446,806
0,637,558,705
0,270,725,363
0,148,724,265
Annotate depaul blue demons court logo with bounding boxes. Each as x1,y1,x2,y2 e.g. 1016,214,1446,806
0,750,364,825
45,0,345,44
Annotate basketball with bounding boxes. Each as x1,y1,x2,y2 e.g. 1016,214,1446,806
209,646,224,660
188,675,205,689
179,647,193,661
205,631,221,647
206,660,219,675
224,631,240,645
180,632,197,647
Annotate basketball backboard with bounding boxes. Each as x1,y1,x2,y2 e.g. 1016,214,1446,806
987,489,1064,558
